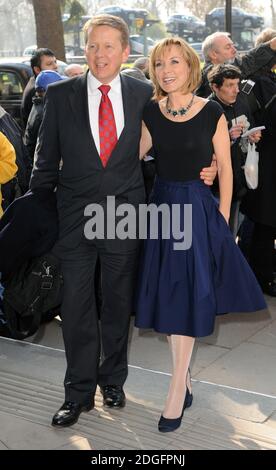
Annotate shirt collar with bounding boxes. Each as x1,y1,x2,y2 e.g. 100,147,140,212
87,71,121,94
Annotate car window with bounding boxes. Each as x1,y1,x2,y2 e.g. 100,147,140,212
23,45,37,57
0,71,23,99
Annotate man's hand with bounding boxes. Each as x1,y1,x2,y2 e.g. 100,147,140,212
248,130,262,143
200,155,217,186
229,124,244,141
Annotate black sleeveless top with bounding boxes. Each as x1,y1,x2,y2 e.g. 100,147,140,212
143,100,223,182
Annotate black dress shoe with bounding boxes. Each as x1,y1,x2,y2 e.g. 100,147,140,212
51,401,93,427
100,385,126,408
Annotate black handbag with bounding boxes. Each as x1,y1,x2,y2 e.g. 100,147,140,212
2,252,63,340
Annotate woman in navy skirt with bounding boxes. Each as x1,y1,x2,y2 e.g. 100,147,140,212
135,37,266,433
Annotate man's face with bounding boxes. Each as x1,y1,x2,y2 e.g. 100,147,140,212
85,25,130,84
210,36,237,64
39,55,58,72
214,78,240,105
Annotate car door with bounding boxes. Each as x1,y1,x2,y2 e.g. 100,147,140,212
0,66,28,127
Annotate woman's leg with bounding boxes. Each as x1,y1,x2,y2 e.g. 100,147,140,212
163,334,195,419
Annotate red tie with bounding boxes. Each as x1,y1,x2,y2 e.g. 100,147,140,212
98,85,117,167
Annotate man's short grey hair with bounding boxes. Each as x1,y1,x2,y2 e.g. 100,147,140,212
133,57,149,71
202,32,231,61
121,66,149,82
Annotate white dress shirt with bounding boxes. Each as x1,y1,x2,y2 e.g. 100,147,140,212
87,71,125,155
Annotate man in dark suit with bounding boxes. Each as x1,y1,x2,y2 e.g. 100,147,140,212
30,14,216,427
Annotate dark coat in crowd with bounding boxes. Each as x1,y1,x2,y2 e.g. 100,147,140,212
241,72,276,228
21,76,36,129
0,189,58,279
210,92,253,201
24,95,44,163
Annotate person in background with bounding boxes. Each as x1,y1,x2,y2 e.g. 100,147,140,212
197,31,276,98
240,28,276,297
0,105,31,208
64,63,84,78
121,66,150,83
208,64,261,236
24,70,66,163
0,132,17,217
133,56,150,79
135,37,266,433
21,48,58,128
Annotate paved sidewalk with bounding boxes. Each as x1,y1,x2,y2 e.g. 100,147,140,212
0,295,276,450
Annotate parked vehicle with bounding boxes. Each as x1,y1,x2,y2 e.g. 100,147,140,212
0,57,67,127
65,45,85,57
166,14,206,41
23,45,37,57
0,61,32,126
130,35,155,55
24,43,84,58
97,5,149,27
189,43,204,62
205,7,264,31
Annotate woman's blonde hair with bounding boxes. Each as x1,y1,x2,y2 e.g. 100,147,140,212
149,37,201,101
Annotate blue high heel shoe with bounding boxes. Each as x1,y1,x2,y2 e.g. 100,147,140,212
158,370,193,433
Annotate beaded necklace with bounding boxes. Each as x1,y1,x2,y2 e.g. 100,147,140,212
166,93,195,117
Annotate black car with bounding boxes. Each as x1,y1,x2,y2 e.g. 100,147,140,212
97,5,149,26
166,14,206,41
206,7,264,31
0,58,67,128
0,60,32,127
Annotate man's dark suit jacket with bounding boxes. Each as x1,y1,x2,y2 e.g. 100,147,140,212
30,72,153,248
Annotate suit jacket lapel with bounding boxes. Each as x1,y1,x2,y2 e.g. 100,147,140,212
69,72,102,168
119,73,137,142
104,74,137,167
69,72,88,127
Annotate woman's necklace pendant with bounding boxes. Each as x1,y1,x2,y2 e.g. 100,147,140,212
166,93,195,117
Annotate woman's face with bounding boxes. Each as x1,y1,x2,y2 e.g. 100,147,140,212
154,45,190,94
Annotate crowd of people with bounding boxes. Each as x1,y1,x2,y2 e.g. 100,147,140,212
0,14,275,433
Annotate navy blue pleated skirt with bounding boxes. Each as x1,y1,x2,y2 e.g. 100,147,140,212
135,177,267,337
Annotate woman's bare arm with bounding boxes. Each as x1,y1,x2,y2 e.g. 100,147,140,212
212,114,233,223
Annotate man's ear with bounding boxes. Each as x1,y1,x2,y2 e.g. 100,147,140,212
122,44,130,63
33,66,41,76
208,49,217,63
211,83,219,94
